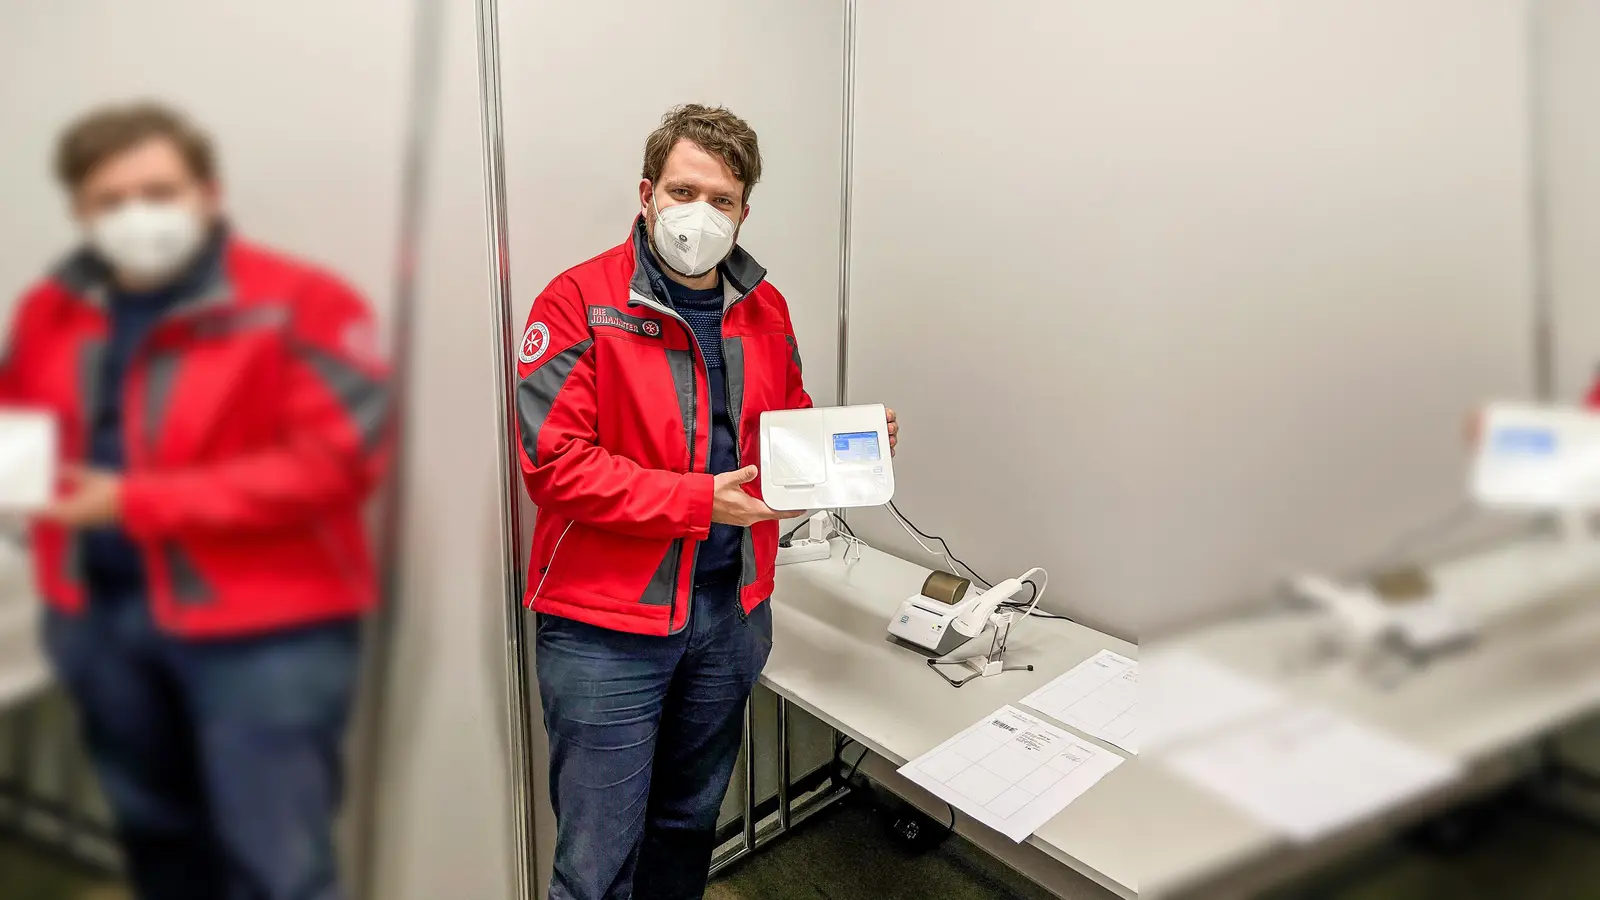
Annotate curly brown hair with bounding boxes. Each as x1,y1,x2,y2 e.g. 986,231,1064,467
642,104,762,203
55,101,217,190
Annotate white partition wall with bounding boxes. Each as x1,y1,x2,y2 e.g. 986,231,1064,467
843,0,1537,639
0,3,519,899
0,2,411,321
492,1,848,891
497,0,846,410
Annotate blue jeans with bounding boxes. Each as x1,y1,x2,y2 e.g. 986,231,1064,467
43,596,361,900
536,581,773,900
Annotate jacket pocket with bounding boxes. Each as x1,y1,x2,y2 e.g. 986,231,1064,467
534,519,678,609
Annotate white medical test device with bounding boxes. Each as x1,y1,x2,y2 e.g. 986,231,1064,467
0,411,57,512
1472,402,1600,510
759,404,895,511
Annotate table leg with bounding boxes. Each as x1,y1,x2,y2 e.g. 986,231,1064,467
742,699,758,853
707,696,856,879
777,698,792,832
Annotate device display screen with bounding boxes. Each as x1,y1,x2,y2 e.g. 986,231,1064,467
832,431,882,463
1491,426,1558,456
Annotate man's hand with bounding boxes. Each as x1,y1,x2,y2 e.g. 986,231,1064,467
1464,408,1484,447
41,465,122,528
712,465,803,527
887,408,900,456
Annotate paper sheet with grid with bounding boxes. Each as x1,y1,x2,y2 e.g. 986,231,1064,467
897,705,1125,842
1020,649,1138,754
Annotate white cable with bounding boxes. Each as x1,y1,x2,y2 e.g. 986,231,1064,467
529,520,575,605
825,511,866,566
1010,567,1049,621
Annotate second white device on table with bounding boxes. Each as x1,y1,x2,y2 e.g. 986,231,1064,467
1473,402,1600,509
759,404,895,511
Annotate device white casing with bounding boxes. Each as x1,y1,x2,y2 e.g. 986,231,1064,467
759,404,895,511
1473,402,1600,510
0,412,57,512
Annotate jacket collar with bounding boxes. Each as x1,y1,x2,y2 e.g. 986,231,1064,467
52,220,234,313
626,215,767,317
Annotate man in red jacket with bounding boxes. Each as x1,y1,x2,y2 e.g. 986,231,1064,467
515,105,898,900
0,103,387,900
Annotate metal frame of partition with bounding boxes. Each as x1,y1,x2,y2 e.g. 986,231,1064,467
473,0,544,898
1526,0,1555,402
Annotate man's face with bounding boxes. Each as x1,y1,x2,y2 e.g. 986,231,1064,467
72,136,219,225
640,138,749,242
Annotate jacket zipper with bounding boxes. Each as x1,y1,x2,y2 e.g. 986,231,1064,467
126,301,227,458
117,299,226,617
726,352,750,624
721,289,755,625
681,315,707,635
631,283,761,632
633,296,700,636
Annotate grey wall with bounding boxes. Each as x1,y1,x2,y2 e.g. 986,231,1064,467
843,0,1537,640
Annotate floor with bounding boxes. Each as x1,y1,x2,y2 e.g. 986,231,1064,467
7,790,1600,899
0,798,1054,900
0,839,121,900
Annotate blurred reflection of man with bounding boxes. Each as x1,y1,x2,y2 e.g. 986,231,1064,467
514,104,898,900
0,102,388,900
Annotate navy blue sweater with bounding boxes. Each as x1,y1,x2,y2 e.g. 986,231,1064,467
640,252,743,587
83,237,223,602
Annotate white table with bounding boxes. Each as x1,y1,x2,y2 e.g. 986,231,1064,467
754,533,1600,900
760,543,1140,899
1138,534,1600,898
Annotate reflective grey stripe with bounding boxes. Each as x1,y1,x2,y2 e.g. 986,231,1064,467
722,336,745,445
77,340,106,432
639,540,680,606
164,543,213,605
740,529,758,590
62,535,82,585
297,345,390,451
786,334,803,375
144,352,182,450
515,339,593,466
665,348,696,464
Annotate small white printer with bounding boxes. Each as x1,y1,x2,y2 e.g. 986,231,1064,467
759,404,895,511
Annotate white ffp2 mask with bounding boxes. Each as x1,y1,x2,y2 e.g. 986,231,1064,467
88,201,206,284
650,193,736,277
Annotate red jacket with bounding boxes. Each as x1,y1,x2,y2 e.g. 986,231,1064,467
515,220,812,635
0,236,389,638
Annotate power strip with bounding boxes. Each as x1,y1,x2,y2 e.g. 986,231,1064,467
776,538,833,566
